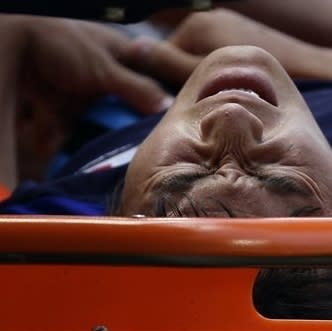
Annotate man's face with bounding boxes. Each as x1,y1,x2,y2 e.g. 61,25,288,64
121,46,332,217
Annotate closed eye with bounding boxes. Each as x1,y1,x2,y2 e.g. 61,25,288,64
289,206,322,217
152,195,234,218
256,173,313,197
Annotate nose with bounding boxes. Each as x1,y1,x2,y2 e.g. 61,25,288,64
199,103,263,145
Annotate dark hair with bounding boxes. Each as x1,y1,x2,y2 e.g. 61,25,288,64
108,181,332,320
106,178,125,215
253,268,332,319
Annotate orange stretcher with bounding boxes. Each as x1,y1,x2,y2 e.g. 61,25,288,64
0,216,332,331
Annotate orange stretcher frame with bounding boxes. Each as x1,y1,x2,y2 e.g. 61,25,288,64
1,216,332,331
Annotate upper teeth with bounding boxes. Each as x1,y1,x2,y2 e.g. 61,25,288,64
217,88,260,99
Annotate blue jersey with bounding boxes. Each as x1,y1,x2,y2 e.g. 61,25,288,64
1,80,332,215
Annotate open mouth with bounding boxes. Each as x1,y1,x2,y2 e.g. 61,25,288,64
197,69,278,106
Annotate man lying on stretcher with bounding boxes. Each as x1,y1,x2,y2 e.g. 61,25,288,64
0,5,332,216
1,7,332,216
1,6,332,320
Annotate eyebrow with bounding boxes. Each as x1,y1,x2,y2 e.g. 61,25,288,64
152,172,211,217
154,172,313,197
154,172,207,195
257,174,313,197
151,172,315,217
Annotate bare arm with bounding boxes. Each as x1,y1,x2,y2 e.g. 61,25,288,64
169,9,332,80
0,16,25,189
223,0,332,47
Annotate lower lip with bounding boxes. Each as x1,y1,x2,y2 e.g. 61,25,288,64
198,67,278,106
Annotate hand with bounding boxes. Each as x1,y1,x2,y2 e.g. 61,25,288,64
123,10,257,86
124,9,269,86
125,9,332,83
124,36,202,87
20,16,172,115
0,15,174,186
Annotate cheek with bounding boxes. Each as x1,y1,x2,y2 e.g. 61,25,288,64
147,126,203,166
286,129,331,166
